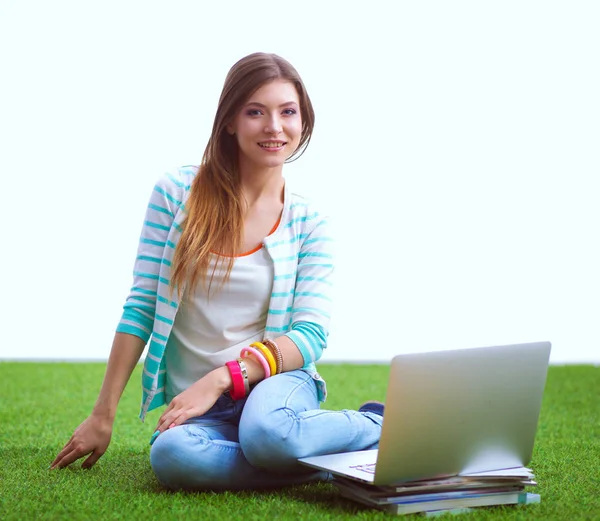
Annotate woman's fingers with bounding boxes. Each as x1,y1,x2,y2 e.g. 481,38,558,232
155,411,172,433
51,443,91,469
81,449,104,469
155,407,196,433
155,402,189,432
50,440,75,469
167,411,187,428
156,411,180,433
50,436,75,468
50,416,113,469
155,403,175,431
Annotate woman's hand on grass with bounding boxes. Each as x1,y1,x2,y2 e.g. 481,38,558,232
50,415,113,470
154,367,231,434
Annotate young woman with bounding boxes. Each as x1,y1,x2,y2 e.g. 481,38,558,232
51,52,384,490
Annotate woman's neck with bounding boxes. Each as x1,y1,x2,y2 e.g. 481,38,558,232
238,163,285,207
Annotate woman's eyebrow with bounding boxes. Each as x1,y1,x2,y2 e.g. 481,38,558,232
245,101,299,108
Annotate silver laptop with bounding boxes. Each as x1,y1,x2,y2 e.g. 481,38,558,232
299,341,551,485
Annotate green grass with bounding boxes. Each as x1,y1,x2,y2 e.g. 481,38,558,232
0,363,598,520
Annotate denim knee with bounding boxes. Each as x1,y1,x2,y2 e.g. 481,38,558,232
239,407,308,471
150,426,215,490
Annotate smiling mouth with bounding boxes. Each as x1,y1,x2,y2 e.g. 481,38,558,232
258,141,286,148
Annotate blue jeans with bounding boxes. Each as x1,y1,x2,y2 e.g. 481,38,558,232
150,370,383,490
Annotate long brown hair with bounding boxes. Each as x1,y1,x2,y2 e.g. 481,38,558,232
170,52,315,297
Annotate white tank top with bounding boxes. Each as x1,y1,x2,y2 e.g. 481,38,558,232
164,247,274,402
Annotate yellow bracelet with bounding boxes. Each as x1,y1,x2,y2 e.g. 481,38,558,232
250,342,277,377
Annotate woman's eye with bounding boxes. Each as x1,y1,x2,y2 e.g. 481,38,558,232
283,109,297,116
247,109,263,116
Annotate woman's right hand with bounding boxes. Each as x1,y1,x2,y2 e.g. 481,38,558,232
50,414,113,469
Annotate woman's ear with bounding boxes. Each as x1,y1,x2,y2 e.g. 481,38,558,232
226,123,235,135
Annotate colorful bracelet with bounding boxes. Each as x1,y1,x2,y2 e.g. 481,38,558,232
236,357,250,396
225,360,246,400
262,338,283,374
250,342,277,377
240,346,272,378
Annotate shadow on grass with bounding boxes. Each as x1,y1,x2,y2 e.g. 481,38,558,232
280,482,368,514
4,445,360,511
156,482,369,516
145,470,362,510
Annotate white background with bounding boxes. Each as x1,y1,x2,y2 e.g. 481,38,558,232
1,1,598,364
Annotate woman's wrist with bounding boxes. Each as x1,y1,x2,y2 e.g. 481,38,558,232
210,365,234,394
90,406,117,424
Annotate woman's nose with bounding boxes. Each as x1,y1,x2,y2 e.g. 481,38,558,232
264,116,282,134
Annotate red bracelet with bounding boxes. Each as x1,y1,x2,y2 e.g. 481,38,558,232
225,360,246,400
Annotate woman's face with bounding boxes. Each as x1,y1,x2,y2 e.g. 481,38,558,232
228,79,302,171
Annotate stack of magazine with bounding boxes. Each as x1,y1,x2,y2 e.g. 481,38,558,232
334,466,540,516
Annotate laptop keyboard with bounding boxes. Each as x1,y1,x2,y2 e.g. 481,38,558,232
350,463,376,474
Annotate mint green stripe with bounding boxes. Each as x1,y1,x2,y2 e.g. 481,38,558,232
152,332,169,342
144,220,170,232
133,271,170,285
268,233,308,248
266,325,290,333
121,309,152,331
123,302,155,314
272,291,293,298
293,322,327,344
148,202,174,217
295,291,331,301
116,323,150,342
131,287,157,296
131,296,154,304
303,237,333,245
149,339,166,352
137,255,161,264
143,358,159,378
155,314,174,325
288,322,326,362
292,306,331,318
299,252,332,259
165,172,185,188
302,329,321,352
284,213,318,228
286,330,318,363
274,273,296,280
268,307,293,315
268,240,287,248
141,238,166,248
154,185,182,207
147,392,166,412
268,234,331,248
287,331,309,356
297,276,332,285
131,286,156,297
167,170,190,191
137,255,172,267
157,295,178,308
150,337,167,349
298,263,333,268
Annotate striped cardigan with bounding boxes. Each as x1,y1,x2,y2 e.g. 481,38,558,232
116,166,334,420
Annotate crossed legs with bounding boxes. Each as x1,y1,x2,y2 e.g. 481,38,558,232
150,370,382,490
